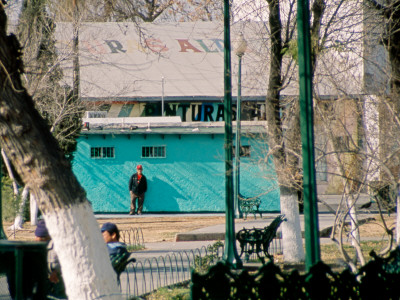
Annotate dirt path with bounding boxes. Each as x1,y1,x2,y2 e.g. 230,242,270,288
3,214,395,243
4,215,232,243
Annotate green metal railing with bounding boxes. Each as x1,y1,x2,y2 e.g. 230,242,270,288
0,241,48,300
191,247,400,299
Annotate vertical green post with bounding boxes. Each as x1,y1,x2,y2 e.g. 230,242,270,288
223,0,242,268
297,0,320,269
0,152,6,240
15,247,23,300
234,54,243,219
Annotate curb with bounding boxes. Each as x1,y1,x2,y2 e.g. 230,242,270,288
175,232,225,241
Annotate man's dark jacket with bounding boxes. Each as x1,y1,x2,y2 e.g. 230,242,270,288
129,173,147,194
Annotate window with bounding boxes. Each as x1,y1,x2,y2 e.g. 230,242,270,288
90,147,115,158
315,141,327,181
233,145,251,157
142,146,166,158
315,156,327,181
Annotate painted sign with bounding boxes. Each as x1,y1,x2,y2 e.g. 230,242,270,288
59,37,228,55
111,102,265,122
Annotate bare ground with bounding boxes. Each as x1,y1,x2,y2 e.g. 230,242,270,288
3,215,234,243
2,214,395,244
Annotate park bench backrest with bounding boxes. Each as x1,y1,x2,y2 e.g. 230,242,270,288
236,214,285,263
261,215,286,249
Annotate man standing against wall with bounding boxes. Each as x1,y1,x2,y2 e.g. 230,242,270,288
129,165,148,215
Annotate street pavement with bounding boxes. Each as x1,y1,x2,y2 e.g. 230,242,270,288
96,193,385,259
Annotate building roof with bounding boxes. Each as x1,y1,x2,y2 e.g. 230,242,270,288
56,21,373,102
56,22,284,101
80,117,267,135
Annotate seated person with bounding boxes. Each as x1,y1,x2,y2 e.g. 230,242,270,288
101,222,128,257
34,220,67,299
4,221,53,300
101,222,132,279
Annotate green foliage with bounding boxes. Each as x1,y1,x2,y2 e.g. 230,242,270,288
126,244,145,252
144,285,190,300
320,240,390,270
1,176,29,222
282,37,327,62
193,240,224,273
282,40,298,61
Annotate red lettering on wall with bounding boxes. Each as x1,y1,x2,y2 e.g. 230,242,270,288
82,40,107,55
177,39,202,53
145,38,169,53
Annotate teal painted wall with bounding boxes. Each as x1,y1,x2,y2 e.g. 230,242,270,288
72,133,280,213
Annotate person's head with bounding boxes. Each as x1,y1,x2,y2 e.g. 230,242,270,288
136,164,143,174
101,222,120,243
35,220,50,242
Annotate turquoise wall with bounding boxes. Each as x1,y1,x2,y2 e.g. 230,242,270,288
72,133,280,213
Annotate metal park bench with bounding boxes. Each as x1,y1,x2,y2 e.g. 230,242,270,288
239,194,262,220
236,215,286,263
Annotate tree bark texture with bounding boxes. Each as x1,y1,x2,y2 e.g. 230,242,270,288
368,0,400,178
0,6,121,299
265,0,283,158
10,186,29,230
30,191,38,226
280,186,305,263
265,0,305,263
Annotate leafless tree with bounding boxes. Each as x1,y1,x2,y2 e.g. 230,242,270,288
16,0,84,158
1,4,120,299
3,0,85,228
232,0,396,266
45,0,222,22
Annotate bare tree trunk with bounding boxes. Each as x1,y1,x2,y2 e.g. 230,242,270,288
347,195,360,246
363,95,380,181
73,0,80,102
397,186,400,243
2,148,19,195
265,0,304,263
9,186,29,230
30,191,38,226
280,187,305,262
0,6,121,299
2,148,28,230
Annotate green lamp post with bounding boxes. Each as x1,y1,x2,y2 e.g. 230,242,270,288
297,0,320,269
234,34,247,219
223,0,242,268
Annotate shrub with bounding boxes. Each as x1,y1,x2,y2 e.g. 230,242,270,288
1,176,30,222
193,240,224,273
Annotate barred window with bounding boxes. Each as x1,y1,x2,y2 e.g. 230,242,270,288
90,147,115,158
142,146,166,158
